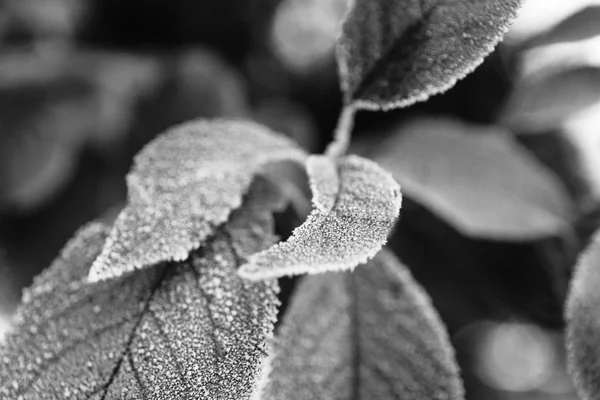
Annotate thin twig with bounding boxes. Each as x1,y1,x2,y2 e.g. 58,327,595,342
325,104,357,159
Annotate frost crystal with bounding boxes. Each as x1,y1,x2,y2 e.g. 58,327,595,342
239,155,401,280
337,0,523,110
0,183,281,400
263,249,464,400
88,118,306,282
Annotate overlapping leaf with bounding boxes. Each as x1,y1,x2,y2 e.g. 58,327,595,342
261,249,464,400
239,155,401,280
373,117,573,239
336,0,522,110
0,183,282,399
566,228,600,400
89,119,306,282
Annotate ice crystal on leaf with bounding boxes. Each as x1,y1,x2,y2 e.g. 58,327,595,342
261,249,465,400
239,155,401,280
0,181,282,400
88,118,306,282
337,0,523,110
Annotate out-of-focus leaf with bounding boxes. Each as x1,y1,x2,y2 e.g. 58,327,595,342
336,0,522,110
239,155,401,280
3,0,88,39
501,67,600,133
566,228,600,400
374,117,573,239
165,49,251,121
271,0,347,73
262,249,464,400
527,6,600,48
89,119,306,282
0,184,281,399
0,50,162,211
253,98,319,152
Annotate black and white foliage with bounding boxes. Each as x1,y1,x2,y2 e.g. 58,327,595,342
337,0,523,110
239,155,401,280
566,229,600,400
261,249,464,400
374,117,573,239
6,0,599,399
0,179,282,399
89,119,306,282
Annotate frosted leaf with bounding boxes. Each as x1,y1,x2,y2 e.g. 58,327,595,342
0,190,281,399
566,228,600,400
337,0,522,110
239,155,401,280
262,249,464,400
89,118,306,282
373,117,573,239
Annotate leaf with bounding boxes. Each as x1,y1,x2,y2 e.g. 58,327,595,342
261,249,464,400
0,183,282,399
336,0,522,110
88,119,306,282
527,6,600,49
239,154,401,280
566,228,600,400
373,117,573,239
501,66,600,133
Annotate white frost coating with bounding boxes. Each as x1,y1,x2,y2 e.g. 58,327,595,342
306,155,339,213
0,184,282,400
88,118,306,282
337,0,523,110
239,155,401,280
374,117,573,239
262,249,465,400
566,228,600,400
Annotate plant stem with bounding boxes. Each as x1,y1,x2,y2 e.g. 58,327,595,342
325,104,356,159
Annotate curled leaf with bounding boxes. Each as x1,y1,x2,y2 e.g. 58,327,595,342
0,186,281,399
566,229,600,400
374,117,573,239
262,249,464,400
337,0,522,110
239,155,401,280
89,118,306,282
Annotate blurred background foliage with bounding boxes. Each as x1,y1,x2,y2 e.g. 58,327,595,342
1,0,600,399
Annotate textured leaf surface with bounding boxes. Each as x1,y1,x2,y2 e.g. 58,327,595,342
0,188,281,399
337,0,522,110
89,118,306,282
566,228,600,400
374,117,572,239
239,155,401,280
262,249,464,400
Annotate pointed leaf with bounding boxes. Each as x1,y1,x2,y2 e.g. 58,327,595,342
262,249,464,400
0,186,281,399
89,118,306,282
566,228,600,400
239,155,401,280
337,0,522,110
374,117,573,239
